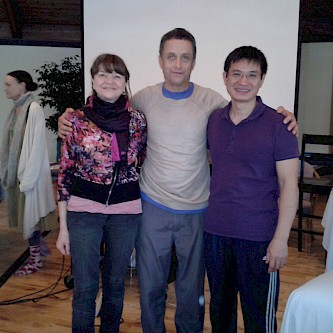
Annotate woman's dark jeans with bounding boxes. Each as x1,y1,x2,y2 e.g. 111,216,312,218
68,211,140,333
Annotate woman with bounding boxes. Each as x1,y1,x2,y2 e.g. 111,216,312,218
56,54,147,333
0,70,56,276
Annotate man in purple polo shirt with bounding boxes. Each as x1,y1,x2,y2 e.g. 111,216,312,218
204,46,299,333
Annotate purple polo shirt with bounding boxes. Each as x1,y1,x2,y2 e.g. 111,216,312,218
204,96,299,241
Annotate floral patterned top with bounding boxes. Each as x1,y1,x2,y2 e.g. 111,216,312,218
57,104,147,206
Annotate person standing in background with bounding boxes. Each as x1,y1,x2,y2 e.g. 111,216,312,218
0,70,56,276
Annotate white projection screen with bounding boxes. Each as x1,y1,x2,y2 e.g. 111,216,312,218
83,0,300,111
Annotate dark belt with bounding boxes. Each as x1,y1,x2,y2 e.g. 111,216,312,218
70,175,140,205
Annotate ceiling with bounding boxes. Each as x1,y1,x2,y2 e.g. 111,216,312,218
300,0,333,42
0,0,81,46
0,0,332,45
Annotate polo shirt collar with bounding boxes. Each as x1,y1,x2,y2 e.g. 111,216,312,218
221,96,265,123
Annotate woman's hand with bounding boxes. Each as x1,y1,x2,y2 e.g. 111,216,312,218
56,228,71,256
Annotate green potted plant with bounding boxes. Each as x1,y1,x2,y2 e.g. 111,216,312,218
35,55,84,135
35,55,84,161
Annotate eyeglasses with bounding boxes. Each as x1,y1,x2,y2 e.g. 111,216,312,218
229,71,261,82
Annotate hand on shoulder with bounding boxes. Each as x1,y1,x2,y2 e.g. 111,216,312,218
276,106,298,136
58,108,75,139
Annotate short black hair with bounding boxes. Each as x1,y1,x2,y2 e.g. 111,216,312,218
224,46,268,78
159,28,197,59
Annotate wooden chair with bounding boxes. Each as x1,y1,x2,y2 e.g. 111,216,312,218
296,161,320,251
295,134,333,251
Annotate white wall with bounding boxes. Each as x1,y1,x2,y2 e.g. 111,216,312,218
0,45,81,162
83,0,299,112
298,42,333,152
0,1,302,163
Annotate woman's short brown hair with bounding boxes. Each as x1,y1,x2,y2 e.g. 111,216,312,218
90,53,131,97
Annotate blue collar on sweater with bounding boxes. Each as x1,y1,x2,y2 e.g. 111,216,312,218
162,82,194,100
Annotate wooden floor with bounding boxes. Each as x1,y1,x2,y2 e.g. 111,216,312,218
0,202,327,332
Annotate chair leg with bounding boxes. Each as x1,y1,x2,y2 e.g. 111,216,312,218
304,218,314,253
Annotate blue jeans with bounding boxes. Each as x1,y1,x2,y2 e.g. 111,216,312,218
136,201,205,333
67,211,140,333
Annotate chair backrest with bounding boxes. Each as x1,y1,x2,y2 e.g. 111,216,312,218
299,161,319,203
299,134,333,182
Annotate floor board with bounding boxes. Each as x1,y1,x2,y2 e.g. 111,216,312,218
0,199,327,332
